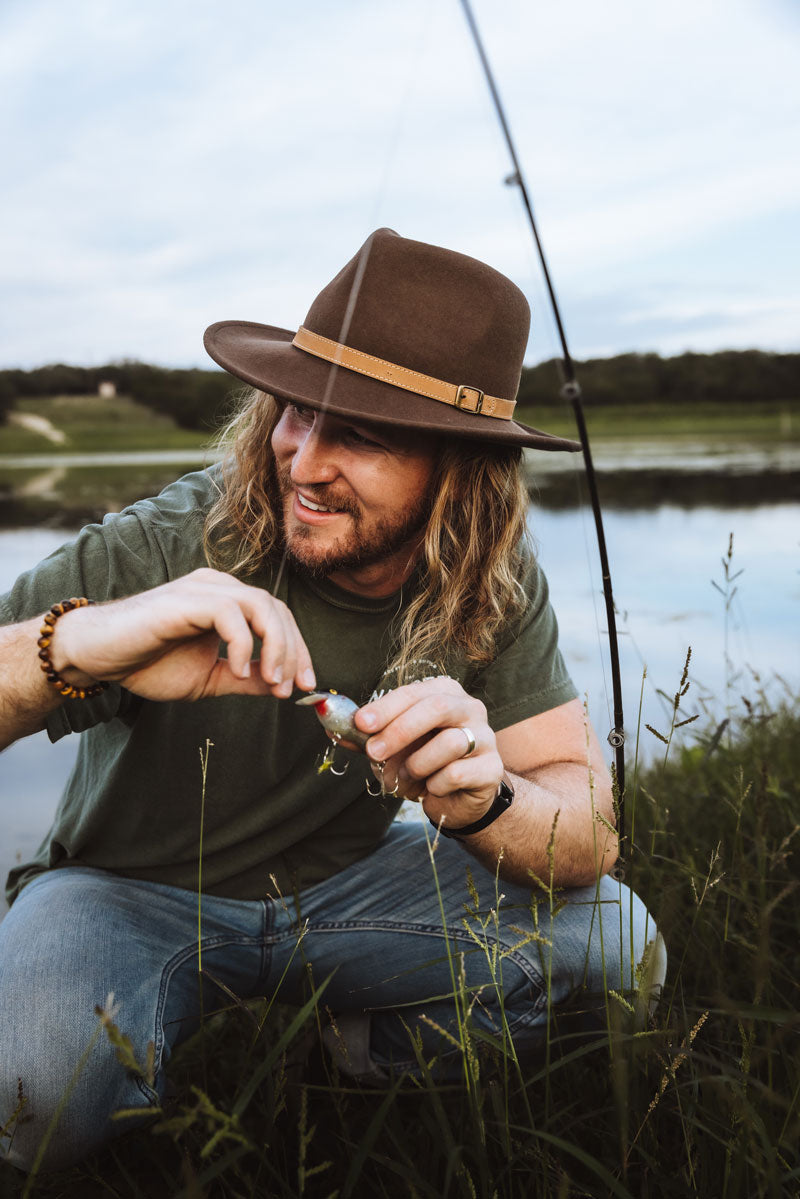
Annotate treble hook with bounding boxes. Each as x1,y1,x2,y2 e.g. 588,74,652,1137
317,732,349,776
365,758,388,798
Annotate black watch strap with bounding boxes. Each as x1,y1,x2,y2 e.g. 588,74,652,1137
433,775,515,839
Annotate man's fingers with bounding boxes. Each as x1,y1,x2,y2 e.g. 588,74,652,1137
286,611,316,691
179,573,316,695
207,658,276,699
246,595,315,695
420,750,504,799
271,603,316,694
63,569,318,702
356,677,462,733
211,599,256,679
248,598,290,688
362,692,485,762
354,679,501,813
401,726,486,781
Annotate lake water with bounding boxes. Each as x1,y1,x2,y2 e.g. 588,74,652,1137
1,451,798,916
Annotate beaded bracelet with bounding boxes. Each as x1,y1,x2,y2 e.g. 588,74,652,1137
37,598,109,700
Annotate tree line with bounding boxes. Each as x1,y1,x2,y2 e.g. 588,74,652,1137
0,361,242,431
517,349,799,408
0,350,797,430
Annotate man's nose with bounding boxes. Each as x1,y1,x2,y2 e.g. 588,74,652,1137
289,422,340,484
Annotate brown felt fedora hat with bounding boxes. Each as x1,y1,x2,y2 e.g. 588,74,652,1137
204,228,580,452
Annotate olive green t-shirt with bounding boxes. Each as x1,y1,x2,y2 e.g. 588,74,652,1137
1,470,576,905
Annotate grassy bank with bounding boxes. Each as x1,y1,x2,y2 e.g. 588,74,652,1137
3,392,797,529
0,395,797,459
3,688,798,1198
0,395,212,456
514,399,798,442
0,395,216,525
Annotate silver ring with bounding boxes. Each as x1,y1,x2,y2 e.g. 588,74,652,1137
459,727,477,757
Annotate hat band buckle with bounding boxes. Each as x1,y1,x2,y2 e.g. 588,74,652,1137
455,385,484,414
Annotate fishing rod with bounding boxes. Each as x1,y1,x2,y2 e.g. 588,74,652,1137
458,0,627,841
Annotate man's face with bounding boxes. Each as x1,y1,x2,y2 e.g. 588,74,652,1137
271,402,440,596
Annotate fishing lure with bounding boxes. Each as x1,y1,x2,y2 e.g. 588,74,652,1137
295,690,369,750
296,690,422,799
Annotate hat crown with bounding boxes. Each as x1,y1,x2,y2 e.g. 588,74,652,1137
203,227,581,451
303,228,530,402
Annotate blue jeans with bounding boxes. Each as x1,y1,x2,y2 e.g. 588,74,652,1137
0,821,656,1172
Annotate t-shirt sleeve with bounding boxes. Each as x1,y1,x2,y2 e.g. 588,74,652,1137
0,471,212,742
468,550,577,732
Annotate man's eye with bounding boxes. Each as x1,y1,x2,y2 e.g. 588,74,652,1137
288,402,314,425
346,426,382,448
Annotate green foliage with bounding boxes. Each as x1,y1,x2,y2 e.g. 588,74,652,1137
95,1003,156,1092
3,697,798,1197
1,349,798,432
0,363,241,432
518,349,800,408
117,364,243,432
0,375,22,426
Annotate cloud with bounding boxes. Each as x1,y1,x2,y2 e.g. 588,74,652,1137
1,0,798,366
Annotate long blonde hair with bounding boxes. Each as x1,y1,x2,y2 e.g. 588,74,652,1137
204,390,530,673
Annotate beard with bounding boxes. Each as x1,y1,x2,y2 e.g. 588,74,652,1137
276,464,433,579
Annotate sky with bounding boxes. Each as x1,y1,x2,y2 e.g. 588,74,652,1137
2,0,799,370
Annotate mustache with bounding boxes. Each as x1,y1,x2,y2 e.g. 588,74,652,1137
276,466,360,517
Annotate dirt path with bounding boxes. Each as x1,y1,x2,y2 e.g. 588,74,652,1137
8,411,67,444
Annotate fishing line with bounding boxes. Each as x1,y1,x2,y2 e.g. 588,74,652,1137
506,196,616,738
458,0,627,838
267,8,430,607
364,0,436,233
268,233,376,603
270,0,435,599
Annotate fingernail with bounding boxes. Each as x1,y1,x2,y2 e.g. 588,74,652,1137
360,710,376,729
276,680,292,698
301,669,316,688
241,662,251,679
369,739,386,758
272,667,283,684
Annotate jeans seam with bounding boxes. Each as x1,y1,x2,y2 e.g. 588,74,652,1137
302,920,544,983
301,919,498,936
140,933,266,1101
260,899,272,981
297,921,547,1025
368,971,551,1076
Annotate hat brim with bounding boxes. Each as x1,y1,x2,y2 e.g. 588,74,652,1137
204,320,581,453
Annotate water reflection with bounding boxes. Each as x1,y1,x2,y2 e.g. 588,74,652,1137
535,502,800,759
1,442,799,527
534,469,800,510
1,479,798,917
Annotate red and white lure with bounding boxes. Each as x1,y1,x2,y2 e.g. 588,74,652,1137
295,690,369,750
295,690,417,797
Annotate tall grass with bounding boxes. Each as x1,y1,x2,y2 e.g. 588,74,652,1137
3,682,798,1198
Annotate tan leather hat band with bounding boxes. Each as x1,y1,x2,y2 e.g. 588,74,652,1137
292,326,516,420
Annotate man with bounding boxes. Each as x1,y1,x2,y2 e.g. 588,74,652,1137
0,229,656,1172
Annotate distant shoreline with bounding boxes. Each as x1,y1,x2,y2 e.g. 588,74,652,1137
1,392,797,528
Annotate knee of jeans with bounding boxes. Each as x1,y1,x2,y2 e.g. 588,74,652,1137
466,955,543,1037
553,879,665,1025
365,968,544,1077
0,1013,160,1174
596,878,663,996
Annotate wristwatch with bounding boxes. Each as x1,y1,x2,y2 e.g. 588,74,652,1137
432,774,515,839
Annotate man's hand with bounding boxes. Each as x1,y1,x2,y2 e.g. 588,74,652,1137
354,688,617,887
354,677,503,831
49,568,316,702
